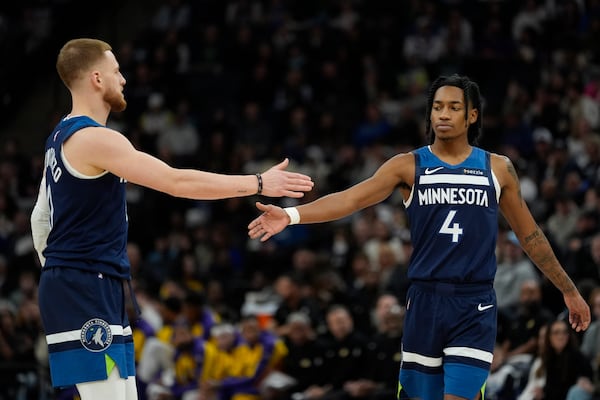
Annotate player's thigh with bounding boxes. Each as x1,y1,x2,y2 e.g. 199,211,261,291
76,368,137,400
443,291,495,399
39,267,125,327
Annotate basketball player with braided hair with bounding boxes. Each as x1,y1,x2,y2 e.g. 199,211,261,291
30,38,313,400
248,74,590,399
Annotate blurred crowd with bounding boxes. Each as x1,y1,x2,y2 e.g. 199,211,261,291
3,0,600,399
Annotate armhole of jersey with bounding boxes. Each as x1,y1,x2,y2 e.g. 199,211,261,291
491,171,501,203
403,185,415,208
61,143,109,179
403,151,419,208
486,152,501,203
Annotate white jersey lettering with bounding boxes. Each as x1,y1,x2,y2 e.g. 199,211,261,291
45,148,62,183
417,187,489,207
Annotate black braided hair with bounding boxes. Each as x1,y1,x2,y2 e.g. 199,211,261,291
425,74,483,145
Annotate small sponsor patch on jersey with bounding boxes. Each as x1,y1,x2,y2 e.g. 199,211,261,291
80,318,113,352
463,168,484,175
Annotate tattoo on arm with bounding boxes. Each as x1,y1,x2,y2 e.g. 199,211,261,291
522,227,576,294
505,159,523,207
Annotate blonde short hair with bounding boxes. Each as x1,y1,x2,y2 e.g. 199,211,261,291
56,38,112,88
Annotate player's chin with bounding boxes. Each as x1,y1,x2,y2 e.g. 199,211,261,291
112,100,127,113
436,133,457,142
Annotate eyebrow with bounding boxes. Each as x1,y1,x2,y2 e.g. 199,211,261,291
433,100,464,104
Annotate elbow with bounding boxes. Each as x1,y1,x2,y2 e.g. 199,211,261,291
165,184,182,198
162,172,186,198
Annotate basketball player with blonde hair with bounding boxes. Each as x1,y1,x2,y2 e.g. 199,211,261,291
31,38,313,400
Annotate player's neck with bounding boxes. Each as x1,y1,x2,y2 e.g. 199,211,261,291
70,93,110,125
430,140,472,165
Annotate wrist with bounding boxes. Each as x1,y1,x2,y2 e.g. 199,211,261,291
284,207,300,225
255,173,263,195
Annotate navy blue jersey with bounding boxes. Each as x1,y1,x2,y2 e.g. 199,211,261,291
42,115,130,279
405,146,500,284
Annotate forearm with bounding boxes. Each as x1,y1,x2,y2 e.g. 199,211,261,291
122,151,260,200
169,170,259,200
294,177,391,224
521,226,577,294
296,191,363,224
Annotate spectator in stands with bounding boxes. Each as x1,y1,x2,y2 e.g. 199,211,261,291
216,315,288,400
138,296,184,393
541,318,593,400
570,233,600,286
495,280,555,367
517,324,547,400
316,305,368,400
545,193,580,256
281,312,328,399
487,279,555,397
579,287,600,393
345,251,380,335
156,99,200,167
270,273,323,338
360,301,405,400
494,230,540,311
139,92,174,155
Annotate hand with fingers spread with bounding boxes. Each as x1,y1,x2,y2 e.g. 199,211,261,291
248,202,290,241
260,158,314,198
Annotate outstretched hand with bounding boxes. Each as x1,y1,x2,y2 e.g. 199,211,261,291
248,202,290,241
564,291,591,332
261,158,313,198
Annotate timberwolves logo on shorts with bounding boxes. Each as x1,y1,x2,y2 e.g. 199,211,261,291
80,318,113,352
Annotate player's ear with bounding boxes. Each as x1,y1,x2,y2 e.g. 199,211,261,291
469,108,478,124
91,72,102,87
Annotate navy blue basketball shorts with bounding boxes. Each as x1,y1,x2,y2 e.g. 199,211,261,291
39,267,135,387
398,281,496,399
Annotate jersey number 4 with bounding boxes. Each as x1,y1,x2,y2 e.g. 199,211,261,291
439,210,463,242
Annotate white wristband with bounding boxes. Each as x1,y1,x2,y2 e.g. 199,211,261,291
284,207,300,225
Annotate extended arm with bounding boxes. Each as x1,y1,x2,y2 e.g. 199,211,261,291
494,154,590,331
248,153,412,241
63,127,313,200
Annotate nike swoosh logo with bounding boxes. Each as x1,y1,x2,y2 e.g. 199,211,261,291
424,167,444,174
478,304,494,311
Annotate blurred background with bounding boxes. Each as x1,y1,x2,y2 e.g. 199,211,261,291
2,0,600,399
